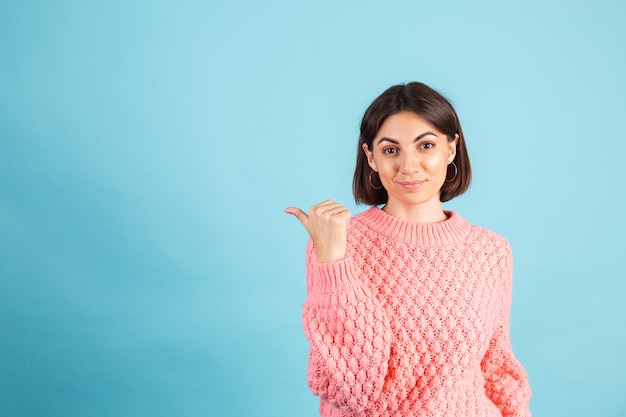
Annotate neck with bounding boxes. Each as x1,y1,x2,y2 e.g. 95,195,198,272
383,198,447,224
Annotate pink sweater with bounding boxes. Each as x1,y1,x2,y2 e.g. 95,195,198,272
302,207,531,417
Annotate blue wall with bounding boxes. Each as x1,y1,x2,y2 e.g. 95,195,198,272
1,1,625,416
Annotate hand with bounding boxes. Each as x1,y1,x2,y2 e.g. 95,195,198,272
285,200,351,263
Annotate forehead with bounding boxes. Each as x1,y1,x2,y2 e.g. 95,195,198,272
376,111,442,139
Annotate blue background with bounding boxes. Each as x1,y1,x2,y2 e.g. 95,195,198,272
1,1,625,416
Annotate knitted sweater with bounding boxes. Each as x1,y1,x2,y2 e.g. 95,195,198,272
302,207,531,417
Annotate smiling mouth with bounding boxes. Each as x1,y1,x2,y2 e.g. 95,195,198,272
399,180,425,190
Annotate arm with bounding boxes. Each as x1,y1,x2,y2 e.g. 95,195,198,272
481,243,532,417
302,240,392,413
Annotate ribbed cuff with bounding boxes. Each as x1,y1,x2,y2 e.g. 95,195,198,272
309,259,359,294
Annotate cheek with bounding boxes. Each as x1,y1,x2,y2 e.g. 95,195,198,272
373,155,389,169
426,154,450,175
377,158,400,175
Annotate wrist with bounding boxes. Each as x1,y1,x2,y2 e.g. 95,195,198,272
315,245,347,263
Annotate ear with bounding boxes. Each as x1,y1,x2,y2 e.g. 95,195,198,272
362,143,378,172
448,134,459,163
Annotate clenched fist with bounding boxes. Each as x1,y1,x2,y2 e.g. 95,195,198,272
285,200,351,263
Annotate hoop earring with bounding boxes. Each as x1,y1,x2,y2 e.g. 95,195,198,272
445,162,458,182
369,170,383,190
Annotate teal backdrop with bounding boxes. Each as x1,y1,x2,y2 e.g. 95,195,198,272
1,1,625,416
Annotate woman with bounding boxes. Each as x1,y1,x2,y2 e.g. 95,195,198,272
285,82,531,417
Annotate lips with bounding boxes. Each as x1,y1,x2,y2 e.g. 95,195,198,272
398,180,425,191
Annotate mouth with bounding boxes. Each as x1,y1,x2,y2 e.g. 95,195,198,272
398,180,425,191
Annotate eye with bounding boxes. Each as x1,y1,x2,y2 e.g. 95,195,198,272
382,147,397,155
420,142,435,150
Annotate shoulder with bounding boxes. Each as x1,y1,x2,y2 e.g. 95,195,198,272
463,216,510,245
462,220,515,289
347,206,379,230
344,207,385,248
464,219,513,258
351,206,378,223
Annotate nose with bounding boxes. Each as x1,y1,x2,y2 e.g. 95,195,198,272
400,151,420,174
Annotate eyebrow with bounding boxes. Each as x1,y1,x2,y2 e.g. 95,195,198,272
376,131,437,145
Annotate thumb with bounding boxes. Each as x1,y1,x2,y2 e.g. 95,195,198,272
284,206,308,228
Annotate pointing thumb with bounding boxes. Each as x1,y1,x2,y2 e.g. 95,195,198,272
284,207,308,228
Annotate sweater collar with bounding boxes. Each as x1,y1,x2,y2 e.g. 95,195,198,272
355,207,472,247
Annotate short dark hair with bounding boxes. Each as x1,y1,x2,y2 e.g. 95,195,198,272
353,82,471,205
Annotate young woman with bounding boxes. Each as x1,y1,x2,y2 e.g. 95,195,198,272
285,82,531,417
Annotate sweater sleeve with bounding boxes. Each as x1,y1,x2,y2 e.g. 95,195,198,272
481,242,532,417
302,239,392,414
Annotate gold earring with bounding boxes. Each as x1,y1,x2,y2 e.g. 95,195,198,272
445,162,458,182
369,170,382,189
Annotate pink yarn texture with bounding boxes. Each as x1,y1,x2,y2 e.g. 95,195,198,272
302,208,531,416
